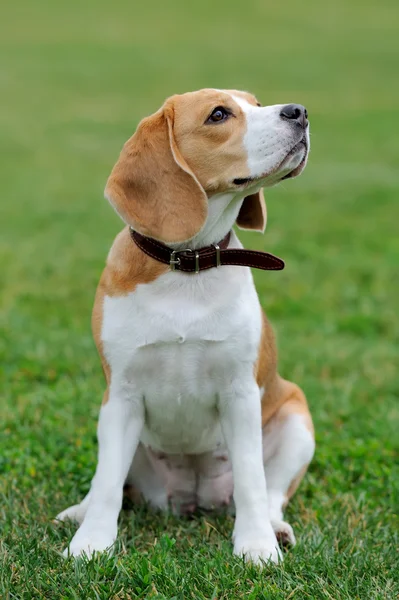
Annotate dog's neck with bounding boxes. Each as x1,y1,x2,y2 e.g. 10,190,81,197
170,191,246,250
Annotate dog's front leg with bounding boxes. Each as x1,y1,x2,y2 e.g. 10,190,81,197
219,380,281,565
64,387,144,558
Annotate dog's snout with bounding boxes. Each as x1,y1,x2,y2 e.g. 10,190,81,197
280,104,308,128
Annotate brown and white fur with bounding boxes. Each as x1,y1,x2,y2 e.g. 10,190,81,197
56,89,315,565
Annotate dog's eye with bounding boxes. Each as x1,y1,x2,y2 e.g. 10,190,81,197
207,106,230,123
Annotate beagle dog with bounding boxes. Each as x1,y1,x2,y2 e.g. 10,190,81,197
56,89,315,565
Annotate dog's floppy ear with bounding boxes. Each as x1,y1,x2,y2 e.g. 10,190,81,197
236,189,267,232
105,104,207,244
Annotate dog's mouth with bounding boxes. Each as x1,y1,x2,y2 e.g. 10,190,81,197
280,138,308,180
233,136,308,187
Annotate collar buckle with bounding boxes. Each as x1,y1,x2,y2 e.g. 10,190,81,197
170,248,200,273
169,250,180,271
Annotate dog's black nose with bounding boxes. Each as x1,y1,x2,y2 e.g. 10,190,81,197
280,104,308,128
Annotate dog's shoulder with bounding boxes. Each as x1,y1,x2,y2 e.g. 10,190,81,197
99,226,169,298
91,226,168,388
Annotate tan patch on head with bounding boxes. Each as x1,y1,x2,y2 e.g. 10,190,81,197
171,89,250,194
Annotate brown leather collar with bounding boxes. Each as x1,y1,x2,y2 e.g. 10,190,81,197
130,228,284,273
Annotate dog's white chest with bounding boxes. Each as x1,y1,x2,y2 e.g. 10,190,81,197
134,341,229,453
102,260,261,454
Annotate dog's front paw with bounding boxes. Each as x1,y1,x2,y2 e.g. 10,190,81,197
234,532,282,565
63,525,116,559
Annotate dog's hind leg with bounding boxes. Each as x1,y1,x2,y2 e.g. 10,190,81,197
262,379,315,546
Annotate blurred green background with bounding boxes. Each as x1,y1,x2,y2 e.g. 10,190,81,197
1,1,398,598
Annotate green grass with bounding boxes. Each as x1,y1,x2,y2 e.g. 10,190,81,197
1,0,398,598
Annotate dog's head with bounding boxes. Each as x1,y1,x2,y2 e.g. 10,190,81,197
105,89,309,243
